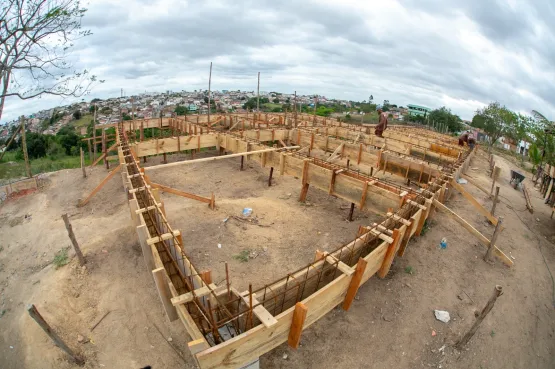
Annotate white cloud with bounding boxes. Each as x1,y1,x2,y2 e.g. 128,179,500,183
2,0,554,123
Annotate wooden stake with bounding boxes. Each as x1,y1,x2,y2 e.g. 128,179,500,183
208,62,212,128
93,104,97,161
62,214,85,266
268,167,274,187
490,166,501,195
491,186,500,216
348,202,355,221
287,302,308,349
27,304,84,365
78,165,121,207
80,148,86,178
20,116,31,177
378,229,401,278
455,285,503,349
342,258,368,311
484,216,504,263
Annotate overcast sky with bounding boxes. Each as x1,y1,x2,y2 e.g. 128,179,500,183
2,0,554,124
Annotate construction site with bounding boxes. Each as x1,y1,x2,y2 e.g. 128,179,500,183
1,112,554,369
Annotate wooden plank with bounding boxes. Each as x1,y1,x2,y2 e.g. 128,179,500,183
146,230,181,245
236,289,278,328
432,200,513,266
89,142,117,167
150,182,212,204
324,254,355,276
170,284,218,305
287,303,308,349
78,165,121,207
152,268,179,322
377,228,402,278
450,180,499,226
342,258,368,311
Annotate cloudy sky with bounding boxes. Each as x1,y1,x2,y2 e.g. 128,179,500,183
2,0,554,123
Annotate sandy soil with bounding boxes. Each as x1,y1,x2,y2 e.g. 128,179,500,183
0,147,554,369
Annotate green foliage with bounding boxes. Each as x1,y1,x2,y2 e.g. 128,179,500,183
271,107,282,112
242,97,269,110
89,105,96,113
404,266,414,274
73,110,82,120
122,113,132,121
52,248,69,269
346,113,351,120
315,106,334,117
471,102,518,148
57,125,80,155
272,98,280,104
47,141,64,160
233,250,250,262
174,105,187,116
428,107,462,132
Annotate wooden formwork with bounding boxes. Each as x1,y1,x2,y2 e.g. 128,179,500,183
113,120,486,369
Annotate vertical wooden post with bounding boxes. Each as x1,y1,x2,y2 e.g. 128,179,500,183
455,286,503,349
256,72,261,113
208,61,212,128
287,302,308,349
490,166,501,195
62,214,85,266
27,304,84,365
80,148,86,178
378,229,401,278
342,258,368,311
20,116,31,178
299,159,310,202
348,202,355,221
87,139,92,162
484,216,504,262
93,104,97,161
268,167,274,187
491,186,500,216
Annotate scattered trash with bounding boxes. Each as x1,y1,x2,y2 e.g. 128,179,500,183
431,330,437,336
217,243,222,249
457,294,463,300
456,178,468,184
282,353,288,360
9,346,13,349
101,249,108,254
167,337,173,342
440,238,447,249
222,217,229,223
434,310,451,323
438,344,446,353
77,334,84,343
242,208,253,217
536,218,540,222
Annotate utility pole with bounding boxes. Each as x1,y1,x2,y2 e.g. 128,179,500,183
257,72,260,115
294,91,297,128
20,116,31,178
208,62,212,127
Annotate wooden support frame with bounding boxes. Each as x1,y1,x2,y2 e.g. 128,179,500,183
288,302,308,349
433,200,513,266
450,179,500,227
78,165,121,207
342,258,368,311
150,182,215,208
90,142,118,167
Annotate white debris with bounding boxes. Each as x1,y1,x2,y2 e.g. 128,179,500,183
434,310,451,323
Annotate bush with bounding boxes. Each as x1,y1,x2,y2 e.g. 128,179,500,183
47,142,64,160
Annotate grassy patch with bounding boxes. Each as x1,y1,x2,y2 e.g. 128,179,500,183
233,250,250,263
262,103,282,110
404,266,414,274
421,219,432,235
490,330,495,338
0,151,87,182
52,248,69,269
71,114,93,128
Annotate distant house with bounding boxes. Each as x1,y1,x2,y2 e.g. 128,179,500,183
188,104,198,112
407,104,432,117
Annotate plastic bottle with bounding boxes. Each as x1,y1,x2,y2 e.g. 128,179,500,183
440,237,447,249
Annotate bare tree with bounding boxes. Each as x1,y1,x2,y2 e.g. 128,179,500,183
0,0,102,121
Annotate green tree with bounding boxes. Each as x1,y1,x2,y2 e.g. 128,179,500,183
428,107,462,132
175,105,187,116
316,106,334,117
57,125,79,155
73,110,82,120
471,102,517,152
122,113,132,121
18,132,47,159
273,98,280,104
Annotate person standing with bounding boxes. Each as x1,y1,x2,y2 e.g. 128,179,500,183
375,108,388,137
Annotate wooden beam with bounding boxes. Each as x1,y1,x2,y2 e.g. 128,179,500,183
433,200,513,266
152,268,179,322
450,180,499,226
150,182,213,205
342,258,368,311
287,302,308,349
324,253,355,276
144,146,299,171
146,230,181,245
326,143,344,162
171,284,218,305
378,228,401,278
236,289,278,328
78,165,121,207
90,142,117,167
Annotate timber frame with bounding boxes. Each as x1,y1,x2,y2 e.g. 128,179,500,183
104,113,512,369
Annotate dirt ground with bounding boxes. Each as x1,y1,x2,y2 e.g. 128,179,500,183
0,147,554,369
